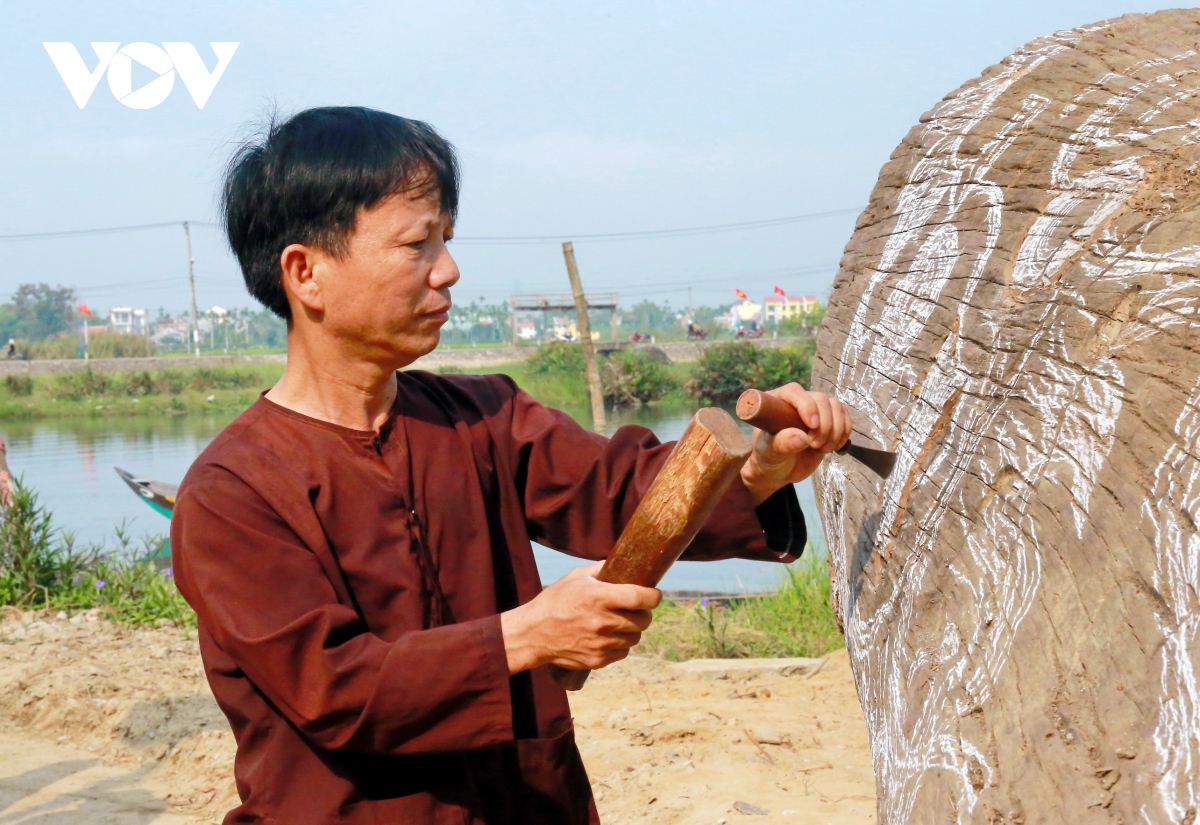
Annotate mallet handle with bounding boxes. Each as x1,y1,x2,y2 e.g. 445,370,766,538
550,407,752,690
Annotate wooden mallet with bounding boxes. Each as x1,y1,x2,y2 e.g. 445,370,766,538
549,407,752,691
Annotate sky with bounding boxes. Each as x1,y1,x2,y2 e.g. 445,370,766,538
0,0,1186,318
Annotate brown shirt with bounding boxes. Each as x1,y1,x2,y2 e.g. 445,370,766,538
172,371,804,825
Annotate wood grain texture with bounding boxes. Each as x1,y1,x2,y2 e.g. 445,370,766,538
598,407,751,587
550,407,751,690
811,10,1200,824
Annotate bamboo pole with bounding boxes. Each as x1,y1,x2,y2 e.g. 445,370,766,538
562,242,605,432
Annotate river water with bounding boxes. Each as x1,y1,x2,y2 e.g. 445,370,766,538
1,404,822,593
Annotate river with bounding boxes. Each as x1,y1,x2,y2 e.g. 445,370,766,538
1,404,822,593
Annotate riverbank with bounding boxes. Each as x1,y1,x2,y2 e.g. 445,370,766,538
0,337,808,377
0,360,704,420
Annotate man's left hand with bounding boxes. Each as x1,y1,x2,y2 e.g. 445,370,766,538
740,383,852,505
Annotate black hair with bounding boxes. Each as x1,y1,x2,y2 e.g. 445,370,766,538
221,106,460,319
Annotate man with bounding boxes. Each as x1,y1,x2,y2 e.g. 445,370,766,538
172,107,851,825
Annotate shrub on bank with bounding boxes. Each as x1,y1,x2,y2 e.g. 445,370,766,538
527,342,678,406
2,375,33,396
686,340,816,402
601,349,678,406
49,366,265,401
526,340,586,374
0,478,191,625
21,331,155,360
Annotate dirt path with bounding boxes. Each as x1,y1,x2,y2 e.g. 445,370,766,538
0,610,875,824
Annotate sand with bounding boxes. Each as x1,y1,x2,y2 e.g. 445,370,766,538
0,608,875,824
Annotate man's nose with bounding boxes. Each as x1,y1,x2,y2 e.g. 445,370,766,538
430,244,460,290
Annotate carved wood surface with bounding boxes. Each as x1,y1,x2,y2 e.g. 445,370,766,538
811,11,1200,824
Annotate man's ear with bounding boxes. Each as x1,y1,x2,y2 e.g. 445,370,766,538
279,243,326,315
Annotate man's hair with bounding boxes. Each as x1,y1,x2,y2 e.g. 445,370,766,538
221,106,460,319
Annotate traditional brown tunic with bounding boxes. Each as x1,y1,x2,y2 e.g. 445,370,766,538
172,371,804,825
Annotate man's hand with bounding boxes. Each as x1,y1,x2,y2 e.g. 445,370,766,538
500,562,661,675
740,383,852,505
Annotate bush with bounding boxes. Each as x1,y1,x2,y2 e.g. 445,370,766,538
686,341,815,402
51,368,112,400
0,478,192,625
186,366,261,391
2,375,33,396
0,478,91,606
23,331,155,360
526,341,586,374
600,349,678,406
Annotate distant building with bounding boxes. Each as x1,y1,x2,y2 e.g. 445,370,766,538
727,299,763,330
109,307,149,336
763,294,820,325
517,321,537,341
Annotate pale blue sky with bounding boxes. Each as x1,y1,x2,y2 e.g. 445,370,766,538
0,1,1182,316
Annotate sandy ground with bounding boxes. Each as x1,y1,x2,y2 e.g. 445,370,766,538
0,608,875,824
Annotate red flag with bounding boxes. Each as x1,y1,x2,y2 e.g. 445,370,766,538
77,302,93,317
735,289,748,300
774,285,786,297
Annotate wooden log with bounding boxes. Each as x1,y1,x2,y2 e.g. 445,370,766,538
811,11,1200,824
550,407,751,690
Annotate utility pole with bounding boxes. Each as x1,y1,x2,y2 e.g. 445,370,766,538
183,222,201,358
688,286,694,324
562,242,605,432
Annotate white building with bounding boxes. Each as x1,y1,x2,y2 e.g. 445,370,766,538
109,308,148,336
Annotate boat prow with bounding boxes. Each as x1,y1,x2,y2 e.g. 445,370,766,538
114,467,178,519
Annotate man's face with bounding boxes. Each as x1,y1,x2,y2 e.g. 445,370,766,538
310,188,459,366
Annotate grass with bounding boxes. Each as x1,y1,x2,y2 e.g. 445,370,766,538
0,365,284,419
637,549,842,661
0,478,193,626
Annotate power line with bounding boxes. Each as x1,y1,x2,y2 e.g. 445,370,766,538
452,207,861,244
0,209,858,245
0,221,221,243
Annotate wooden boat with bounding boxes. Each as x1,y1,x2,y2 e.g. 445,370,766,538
114,467,177,519
114,468,177,566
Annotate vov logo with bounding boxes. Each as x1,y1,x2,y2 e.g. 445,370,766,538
43,42,239,109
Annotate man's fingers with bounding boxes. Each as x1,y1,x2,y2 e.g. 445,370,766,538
770,383,820,431
561,561,604,582
601,582,662,611
764,427,812,456
808,393,834,449
825,398,849,452
613,607,655,632
838,399,854,450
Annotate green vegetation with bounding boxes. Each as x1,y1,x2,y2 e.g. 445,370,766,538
522,341,687,408
0,478,192,626
686,340,816,402
22,331,156,360
600,349,678,406
0,283,77,343
638,549,842,660
526,340,587,374
0,365,282,419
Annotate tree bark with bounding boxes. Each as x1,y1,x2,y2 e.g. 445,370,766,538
811,11,1200,824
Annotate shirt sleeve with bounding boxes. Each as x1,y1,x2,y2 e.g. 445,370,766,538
171,465,514,757
496,377,806,566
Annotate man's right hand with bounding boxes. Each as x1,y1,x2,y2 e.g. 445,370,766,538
500,562,662,675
